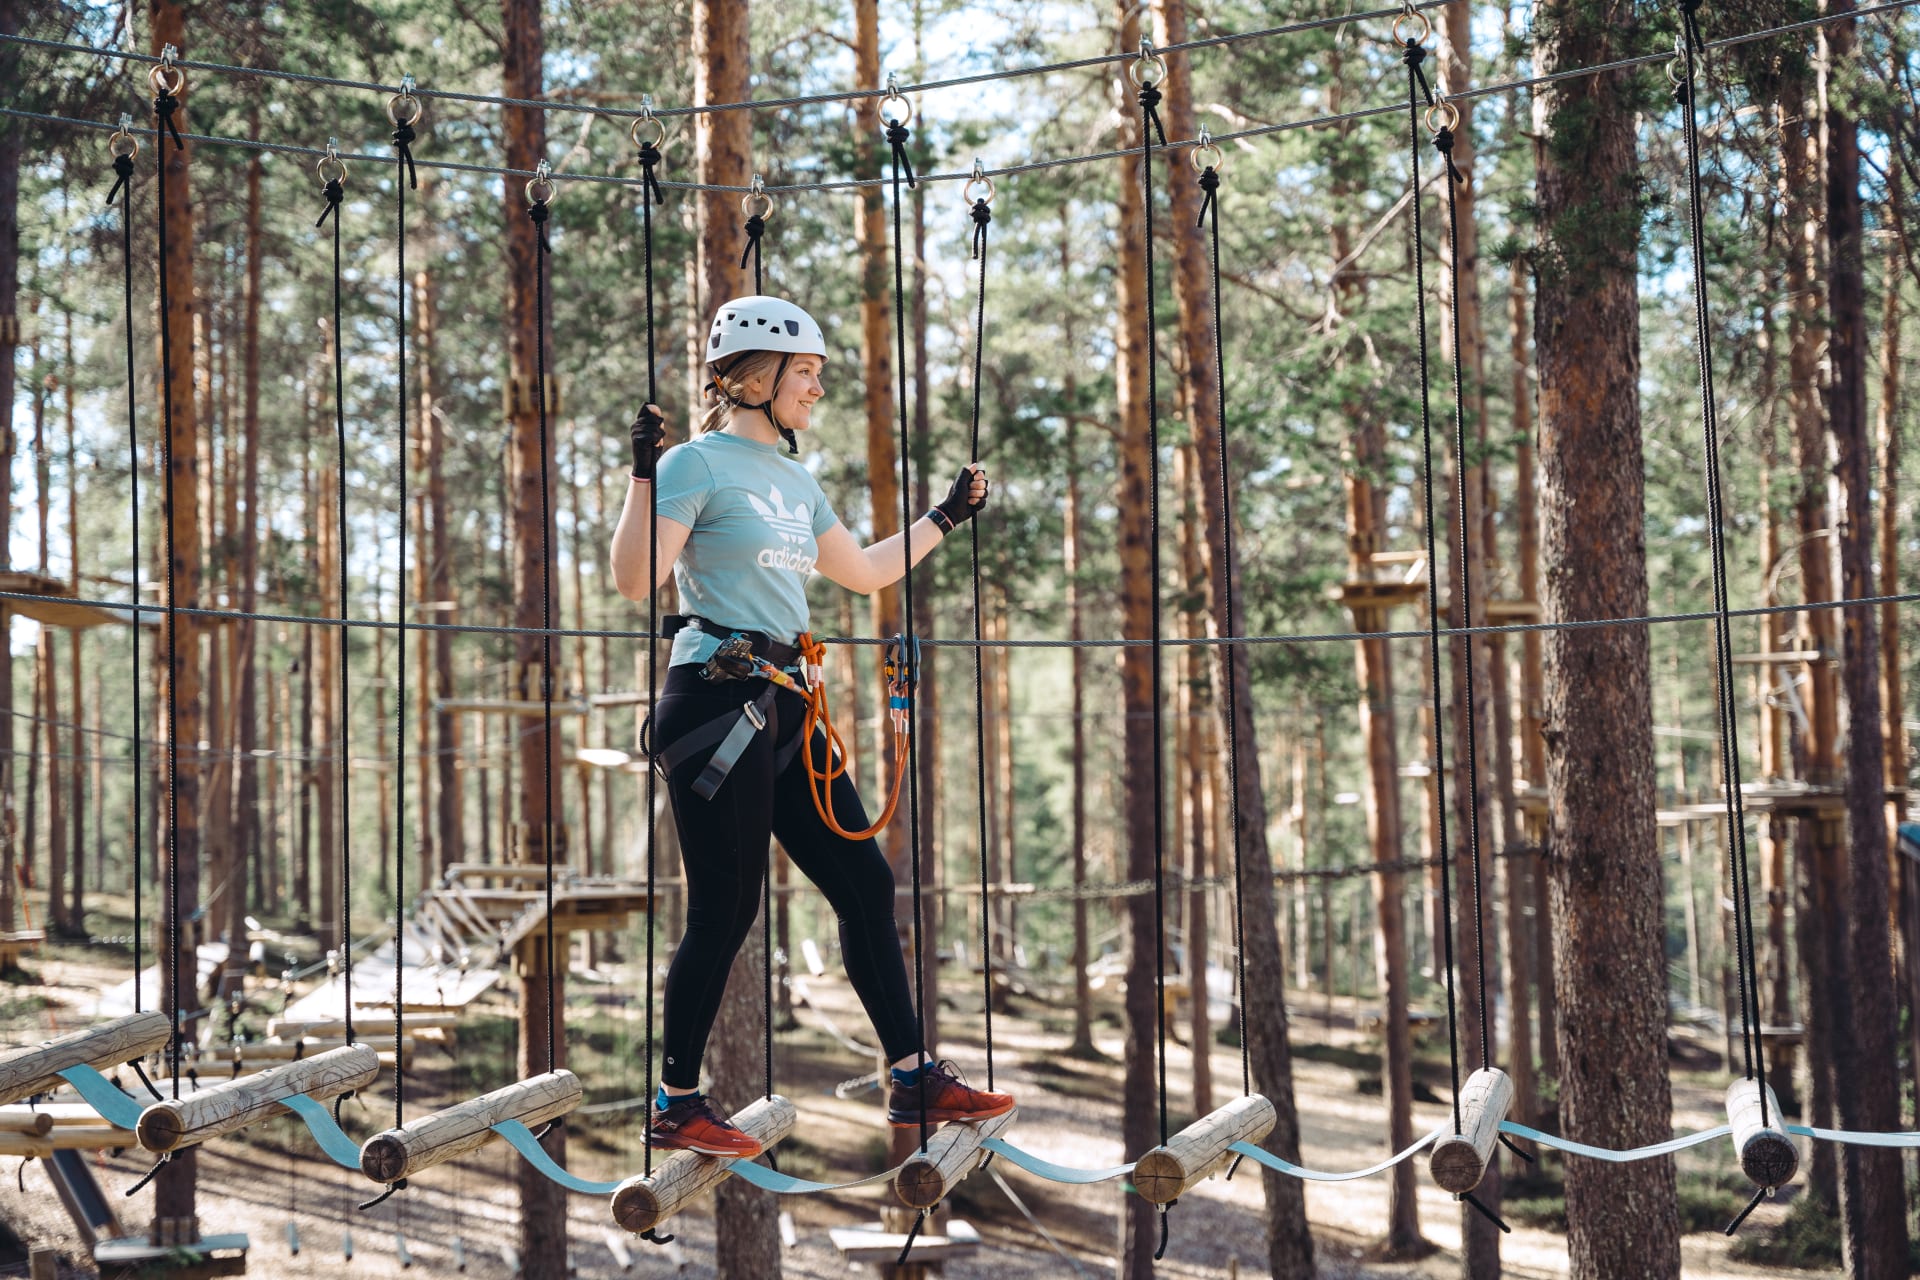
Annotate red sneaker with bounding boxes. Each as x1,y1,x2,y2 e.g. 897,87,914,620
650,1094,765,1158
887,1061,1015,1127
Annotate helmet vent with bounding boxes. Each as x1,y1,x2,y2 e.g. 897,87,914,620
785,321,799,335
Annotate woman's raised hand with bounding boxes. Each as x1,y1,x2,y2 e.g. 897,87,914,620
631,404,667,481
934,462,990,529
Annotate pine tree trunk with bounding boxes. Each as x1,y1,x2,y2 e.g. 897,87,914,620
151,0,205,1232
1063,261,1094,1056
0,0,19,937
1175,445,1212,1115
417,267,462,877
1532,2,1679,1273
234,119,264,940
1823,12,1908,1264
1113,9,1159,1270
909,104,939,1053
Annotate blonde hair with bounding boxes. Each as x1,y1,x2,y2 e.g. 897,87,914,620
697,349,794,435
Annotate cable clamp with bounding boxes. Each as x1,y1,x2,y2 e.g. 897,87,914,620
149,44,184,95
963,156,995,206
741,173,774,221
109,112,140,159
526,158,555,206
1190,123,1224,174
1129,36,1167,88
318,136,347,186
879,71,914,126
630,94,668,150
388,73,423,127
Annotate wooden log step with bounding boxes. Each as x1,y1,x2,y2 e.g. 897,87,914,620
1726,1078,1797,1188
0,1011,174,1108
0,1108,54,1135
136,1045,378,1154
265,1015,457,1040
360,1070,582,1183
892,1108,1019,1210
2,1102,133,1126
1429,1067,1513,1194
1132,1095,1276,1204
610,1095,797,1235
0,1124,136,1156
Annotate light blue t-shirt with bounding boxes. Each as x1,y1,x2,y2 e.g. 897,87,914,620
654,431,840,667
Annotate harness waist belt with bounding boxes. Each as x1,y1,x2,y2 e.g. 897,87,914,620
662,614,800,668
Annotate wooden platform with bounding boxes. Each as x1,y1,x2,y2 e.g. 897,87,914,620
96,1231,249,1278
0,930,43,966
0,571,131,630
830,1218,980,1267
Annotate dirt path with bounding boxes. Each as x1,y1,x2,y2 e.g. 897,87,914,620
2,946,1837,1278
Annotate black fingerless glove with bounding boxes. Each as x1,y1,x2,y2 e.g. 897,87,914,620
928,465,987,534
630,406,666,481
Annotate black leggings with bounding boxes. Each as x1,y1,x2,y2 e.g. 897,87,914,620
653,662,921,1089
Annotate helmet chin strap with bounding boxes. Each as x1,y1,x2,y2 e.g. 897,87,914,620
728,353,799,454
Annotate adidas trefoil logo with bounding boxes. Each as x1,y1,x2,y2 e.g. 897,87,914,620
747,485,812,545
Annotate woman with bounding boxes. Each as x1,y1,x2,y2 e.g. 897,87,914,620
610,295,1013,1157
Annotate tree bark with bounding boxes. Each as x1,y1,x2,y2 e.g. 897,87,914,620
1532,2,1679,1273
1149,7,1316,1274
1062,216,1094,1059
0,0,20,937
415,267,462,877
1823,10,1908,1266
1113,8,1159,1271
501,3,568,1274
234,112,264,942
150,0,205,1234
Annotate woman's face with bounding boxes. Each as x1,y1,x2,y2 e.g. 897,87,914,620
763,355,825,433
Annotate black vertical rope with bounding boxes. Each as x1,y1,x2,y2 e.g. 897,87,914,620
109,138,144,1011
1404,32,1465,1136
392,98,418,1130
1432,116,1492,1072
884,104,930,1155
740,208,765,294
1195,162,1252,1097
152,74,184,1099
967,192,995,1088
316,161,353,1051
1676,29,1770,1123
529,184,557,1081
1136,69,1171,1151
636,134,663,1176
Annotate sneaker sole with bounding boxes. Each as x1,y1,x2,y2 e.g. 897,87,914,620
886,1100,1015,1127
649,1137,766,1158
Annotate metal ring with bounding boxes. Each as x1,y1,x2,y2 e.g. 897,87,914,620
1190,141,1225,173
147,63,184,96
878,90,913,127
628,114,667,150
962,174,996,206
741,190,774,221
109,130,140,160
387,92,422,127
525,174,555,205
1666,55,1689,87
1390,11,1431,44
317,153,347,185
1425,100,1460,134
1128,52,1168,88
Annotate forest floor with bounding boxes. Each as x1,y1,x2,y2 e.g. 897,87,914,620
2,929,1840,1280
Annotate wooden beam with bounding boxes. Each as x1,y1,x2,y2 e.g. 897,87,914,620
0,1124,135,1156
0,1011,174,1107
891,1108,1018,1209
1132,1095,1276,1204
1726,1078,1797,1188
0,1108,54,1135
136,1044,378,1153
359,1070,581,1183
1428,1067,1513,1193
609,1095,797,1234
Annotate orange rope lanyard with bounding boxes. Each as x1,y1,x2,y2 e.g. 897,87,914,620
797,632,909,840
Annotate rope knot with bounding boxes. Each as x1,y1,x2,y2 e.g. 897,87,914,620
637,143,664,201
1432,128,1464,184
528,199,551,250
1196,166,1221,227
970,197,992,260
738,214,765,270
391,122,419,189
314,178,345,228
885,120,918,189
153,93,183,149
1402,40,1436,106
1136,84,1167,146
106,153,136,207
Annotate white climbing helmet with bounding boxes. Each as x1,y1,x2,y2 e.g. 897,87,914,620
707,295,827,363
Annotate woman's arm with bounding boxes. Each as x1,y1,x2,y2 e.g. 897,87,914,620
609,479,692,600
812,516,948,595
812,463,989,595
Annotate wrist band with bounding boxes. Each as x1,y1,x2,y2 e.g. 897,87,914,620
925,507,954,535
631,474,652,484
